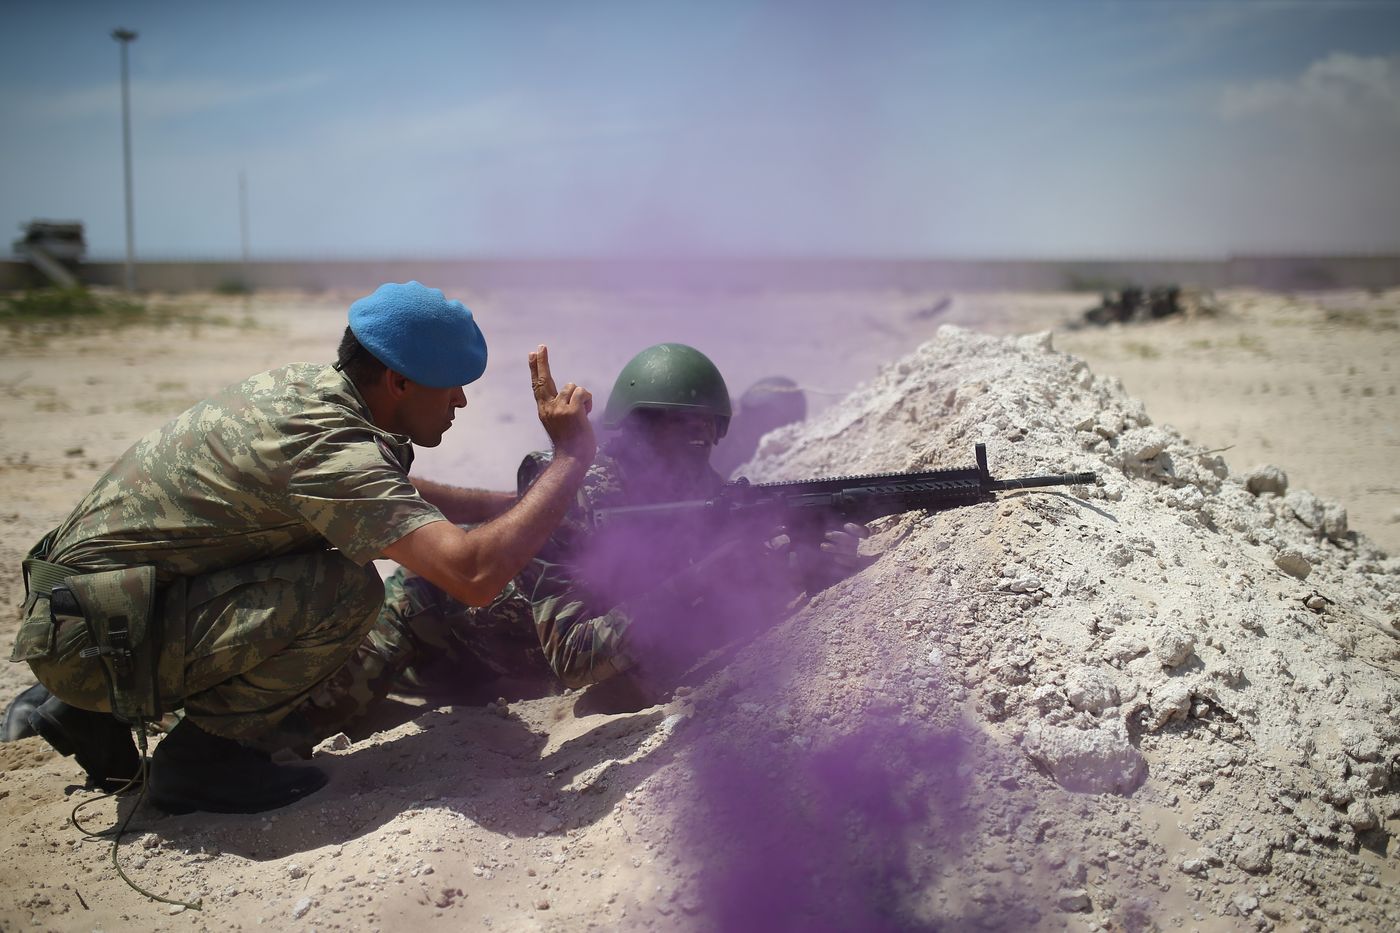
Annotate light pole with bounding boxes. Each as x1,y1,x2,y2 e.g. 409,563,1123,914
239,169,250,267
112,27,137,292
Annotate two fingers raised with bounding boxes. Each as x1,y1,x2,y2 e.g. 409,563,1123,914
528,345,557,401
529,346,593,415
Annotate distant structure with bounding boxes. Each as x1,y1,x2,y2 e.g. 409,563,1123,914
11,220,86,289
1075,285,1221,328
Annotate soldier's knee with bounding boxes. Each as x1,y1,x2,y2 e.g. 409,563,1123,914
338,562,385,636
304,554,384,640
550,650,628,691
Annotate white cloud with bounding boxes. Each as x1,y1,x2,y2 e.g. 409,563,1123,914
343,92,661,156
1220,52,1400,127
9,71,330,124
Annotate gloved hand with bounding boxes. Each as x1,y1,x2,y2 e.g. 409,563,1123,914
769,521,872,593
814,521,872,578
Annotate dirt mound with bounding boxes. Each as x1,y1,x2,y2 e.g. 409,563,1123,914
721,324,1400,928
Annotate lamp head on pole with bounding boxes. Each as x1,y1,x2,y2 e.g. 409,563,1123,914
111,28,138,43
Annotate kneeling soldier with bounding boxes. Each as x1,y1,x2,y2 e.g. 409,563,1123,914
9,282,596,814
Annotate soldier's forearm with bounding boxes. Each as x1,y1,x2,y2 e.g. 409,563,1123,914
412,478,516,524
455,453,592,601
387,455,589,607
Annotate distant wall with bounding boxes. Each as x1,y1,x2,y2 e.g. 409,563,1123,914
3,255,1399,293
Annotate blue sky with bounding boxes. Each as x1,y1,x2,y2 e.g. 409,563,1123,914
2,0,1398,259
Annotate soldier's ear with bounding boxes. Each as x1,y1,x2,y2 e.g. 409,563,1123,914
384,369,413,400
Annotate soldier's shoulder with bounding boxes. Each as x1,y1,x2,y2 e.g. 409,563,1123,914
578,453,626,510
516,450,554,496
198,364,334,424
516,450,625,508
222,363,320,396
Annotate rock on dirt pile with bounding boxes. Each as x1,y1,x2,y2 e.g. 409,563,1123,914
645,325,1399,930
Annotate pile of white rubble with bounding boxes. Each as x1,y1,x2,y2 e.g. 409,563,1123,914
694,324,1400,930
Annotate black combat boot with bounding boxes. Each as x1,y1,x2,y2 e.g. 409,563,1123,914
28,695,141,789
150,718,327,814
2,682,51,742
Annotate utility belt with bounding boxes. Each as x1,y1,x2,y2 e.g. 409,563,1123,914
12,531,165,724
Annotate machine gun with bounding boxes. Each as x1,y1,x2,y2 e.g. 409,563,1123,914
591,443,1097,538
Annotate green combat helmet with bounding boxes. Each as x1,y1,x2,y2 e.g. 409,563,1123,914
602,343,732,438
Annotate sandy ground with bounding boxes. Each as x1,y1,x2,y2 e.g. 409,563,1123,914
0,285,1396,930
1053,291,1400,557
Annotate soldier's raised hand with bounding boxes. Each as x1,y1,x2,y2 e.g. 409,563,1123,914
529,345,596,464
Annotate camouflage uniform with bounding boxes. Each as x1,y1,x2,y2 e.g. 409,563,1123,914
291,568,546,740
10,363,445,741
292,446,729,742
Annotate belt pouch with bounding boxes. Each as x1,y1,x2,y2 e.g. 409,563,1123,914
64,566,163,723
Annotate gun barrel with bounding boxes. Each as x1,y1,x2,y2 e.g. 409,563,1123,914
988,471,1097,492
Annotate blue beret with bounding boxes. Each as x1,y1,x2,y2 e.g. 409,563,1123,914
348,281,487,388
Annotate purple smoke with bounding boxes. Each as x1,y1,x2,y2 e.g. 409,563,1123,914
565,514,977,926
682,697,972,932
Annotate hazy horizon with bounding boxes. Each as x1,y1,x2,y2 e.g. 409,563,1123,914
3,0,1399,261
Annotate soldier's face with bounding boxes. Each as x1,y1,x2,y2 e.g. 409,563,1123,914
400,382,467,447
627,410,718,475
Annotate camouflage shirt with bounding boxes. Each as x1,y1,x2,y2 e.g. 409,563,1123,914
46,363,445,583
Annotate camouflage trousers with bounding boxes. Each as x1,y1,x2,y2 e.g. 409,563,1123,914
288,566,552,747
27,551,383,741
